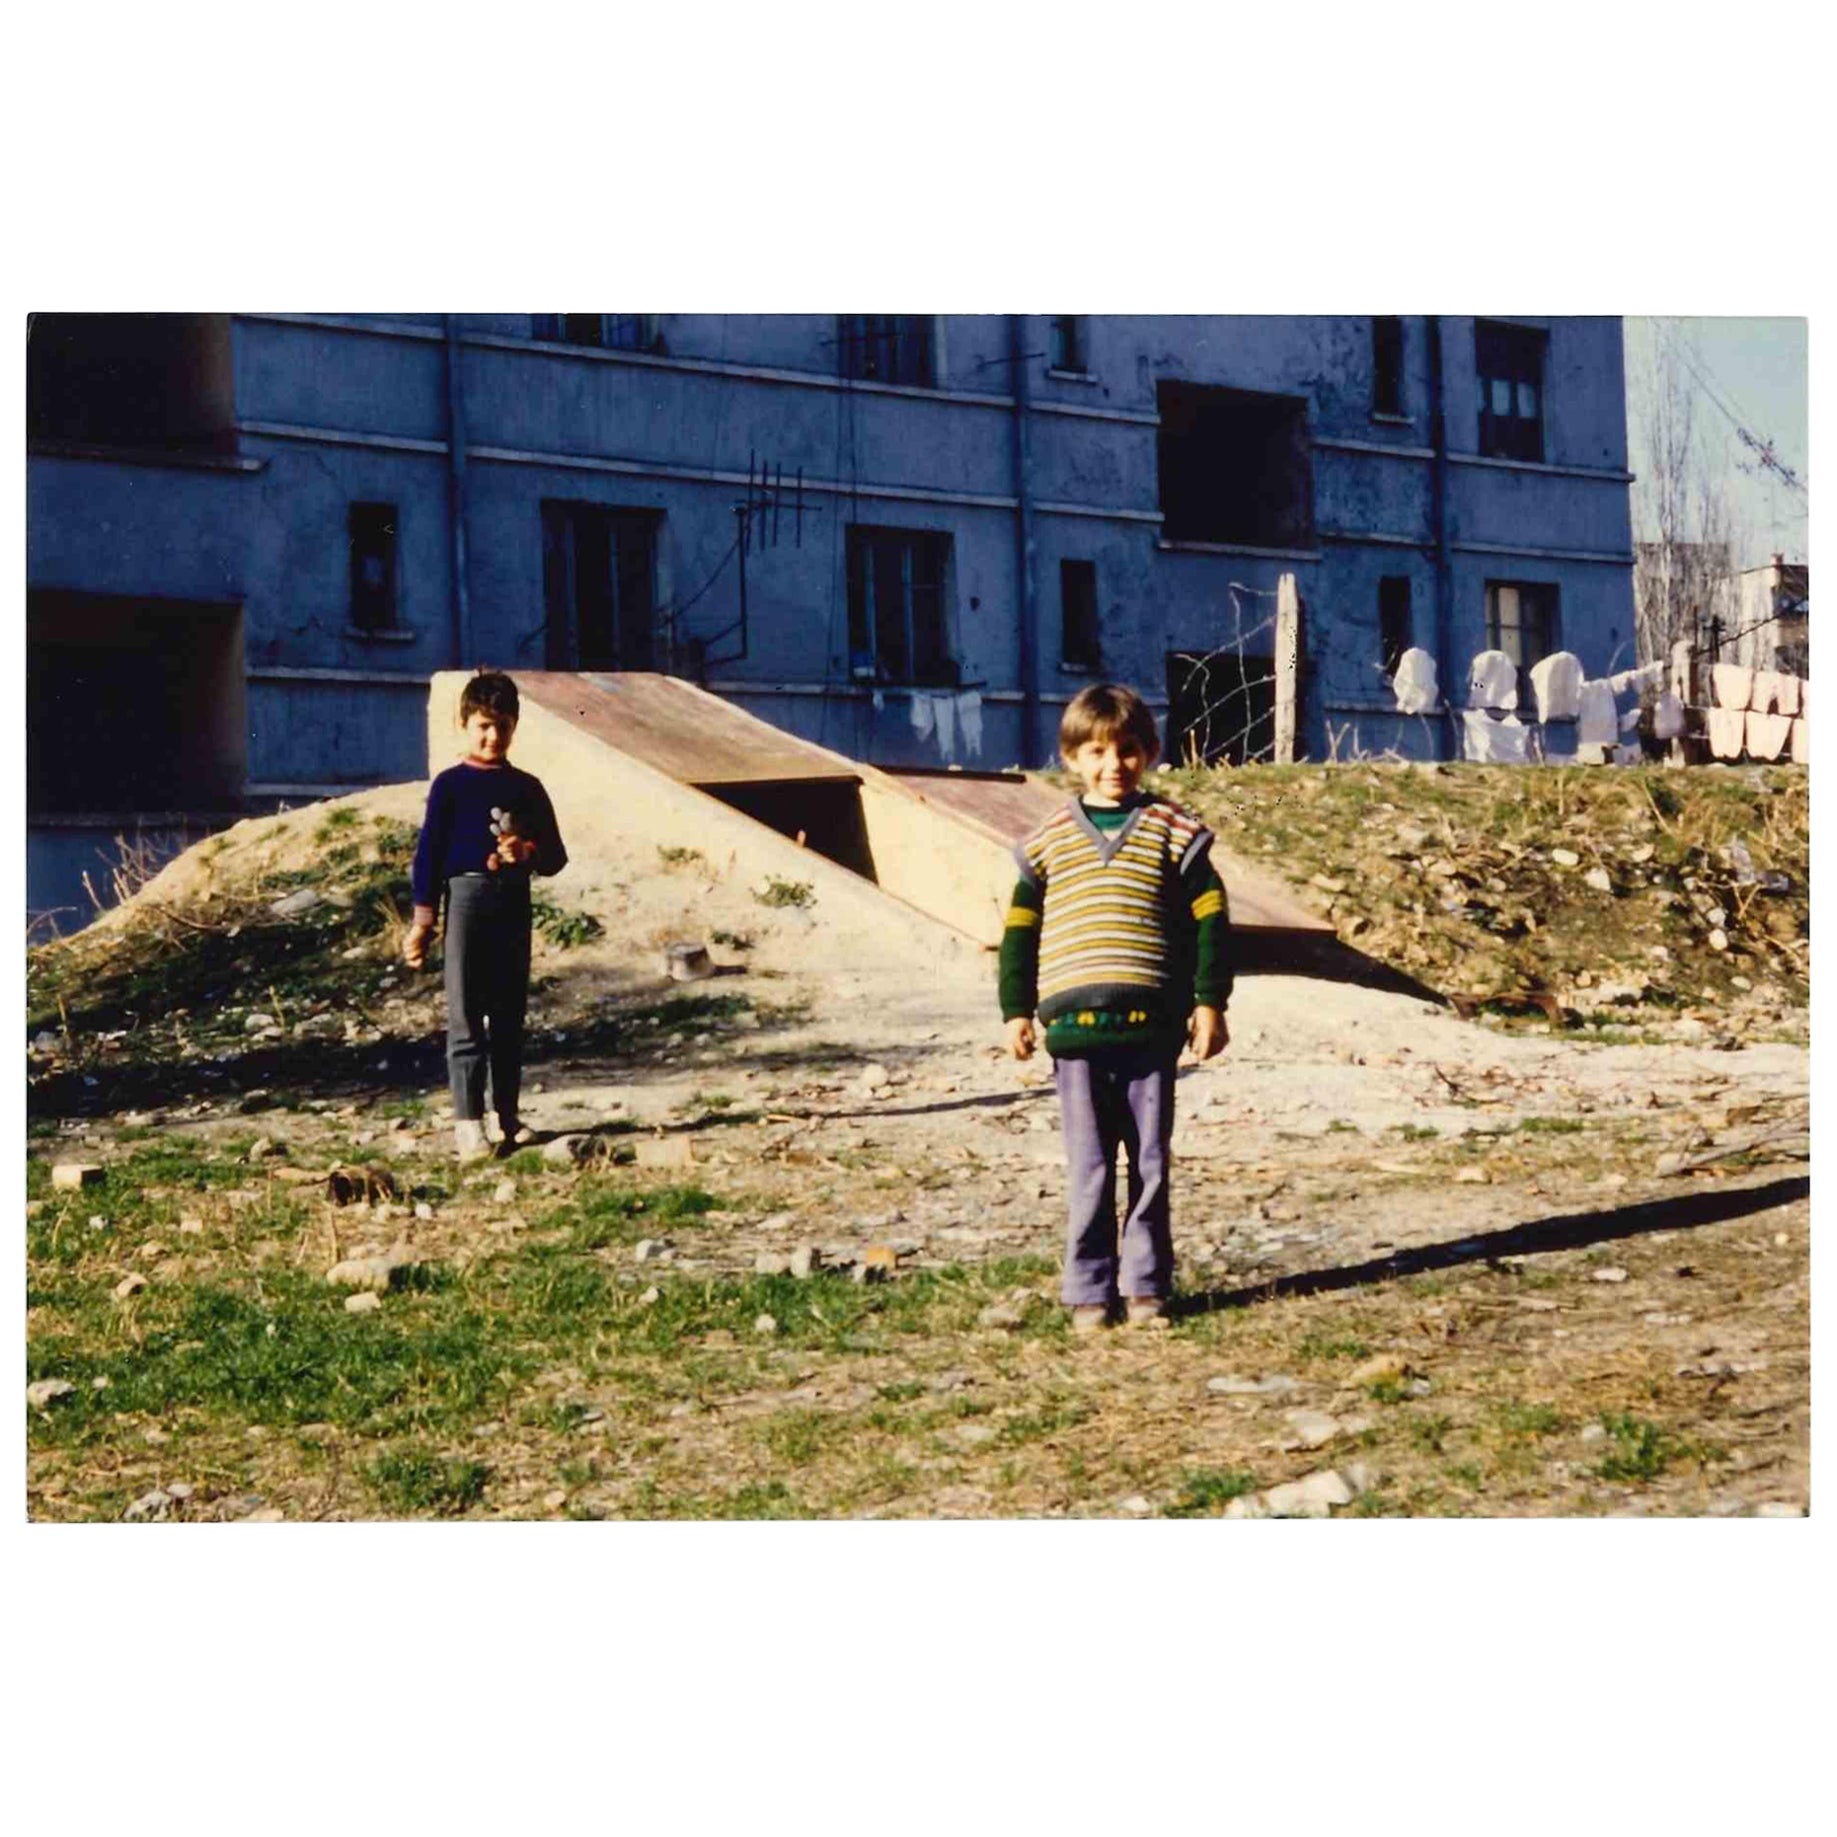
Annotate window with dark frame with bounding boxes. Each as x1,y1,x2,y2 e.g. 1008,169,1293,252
1475,319,1547,462
1050,316,1089,375
348,502,399,632
838,316,935,387
1060,559,1101,672
845,525,955,685
1485,580,1560,704
1155,381,1314,548
1378,575,1412,677
540,501,662,671
1371,316,1405,417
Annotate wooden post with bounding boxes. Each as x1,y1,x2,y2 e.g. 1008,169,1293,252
1274,572,1301,764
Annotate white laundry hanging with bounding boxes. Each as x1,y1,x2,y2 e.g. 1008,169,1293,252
1791,716,1809,764
1461,710,1530,763
1712,663,1754,710
1392,647,1439,715
1529,651,1584,723
1750,670,1783,715
1705,706,1747,760
1576,680,1619,747
1744,710,1791,761
909,693,935,741
1653,692,1685,742
933,692,957,762
1775,674,1802,717
1468,649,1518,712
955,690,983,757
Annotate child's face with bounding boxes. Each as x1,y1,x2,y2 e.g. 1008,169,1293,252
463,709,515,762
1065,728,1152,802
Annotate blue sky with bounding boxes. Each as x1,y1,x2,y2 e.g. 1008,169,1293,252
1623,317,1809,567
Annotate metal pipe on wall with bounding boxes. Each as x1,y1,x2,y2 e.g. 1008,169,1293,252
443,315,472,667
1427,314,1455,758
1008,315,1040,764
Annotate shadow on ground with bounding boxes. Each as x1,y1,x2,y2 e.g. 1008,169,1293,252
1174,1175,1811,1317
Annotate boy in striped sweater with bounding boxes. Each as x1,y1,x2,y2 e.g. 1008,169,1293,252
1000,684,1230,1331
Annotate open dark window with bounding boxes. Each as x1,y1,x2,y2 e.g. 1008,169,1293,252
1060,559,1101,672
348,502,399,633
846,525,955,685
1372,316,1405,417
534,315,661,352
27,313,236,454
1049,316,1089,375
1165,650,1274,766
1476,319,1546,461
1155,382,1313,547
838,316,935,387
1378,575,1412,677
1485,580,1560,704
541,501,662,670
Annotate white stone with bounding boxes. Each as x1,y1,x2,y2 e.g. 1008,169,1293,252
1264,1470,1355,1517
270,888,321,917
1584,867,1613,894
1754,1502,1805,1519
493,1179,517,1205
344,1292,383,1314
788,1245,821,1279
26,1379,76,1410
123,1489,173,1521
753,1313,778,1335
1223,1494,1271,1519
1117,1494,1153,1515
1550,848,1581,868
1580,1423,1607,1444
1207,1373,1302,1396
1281,1409,1345,1450
1590,1266,1629,1284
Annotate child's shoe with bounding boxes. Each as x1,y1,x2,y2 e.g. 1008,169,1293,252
454,1119,491,1162
1126,1296,1169,1328
1070,1304,1110,1335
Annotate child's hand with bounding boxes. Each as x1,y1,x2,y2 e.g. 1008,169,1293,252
402,919,433,970
1189,1004,1228,1061
1005,1017,1037,1061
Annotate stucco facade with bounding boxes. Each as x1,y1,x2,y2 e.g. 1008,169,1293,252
27,312,1636,922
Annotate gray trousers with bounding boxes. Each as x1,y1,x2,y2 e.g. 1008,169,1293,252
443,874,531,1125
1053,1046,1179,1306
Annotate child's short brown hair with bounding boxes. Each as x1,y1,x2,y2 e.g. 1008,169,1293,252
1059,682,1159,760
459,670,520,727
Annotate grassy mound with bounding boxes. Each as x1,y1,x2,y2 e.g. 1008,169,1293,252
1159,762,1808,1037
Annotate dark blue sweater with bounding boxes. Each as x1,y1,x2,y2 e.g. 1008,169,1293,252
410,760,568,915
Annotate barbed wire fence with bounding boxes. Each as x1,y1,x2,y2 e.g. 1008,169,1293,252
1166,583,1282,766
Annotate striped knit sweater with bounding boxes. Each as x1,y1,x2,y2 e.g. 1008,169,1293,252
999,794,1231,1057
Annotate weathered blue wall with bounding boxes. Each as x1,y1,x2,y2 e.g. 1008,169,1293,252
28,312,1637,919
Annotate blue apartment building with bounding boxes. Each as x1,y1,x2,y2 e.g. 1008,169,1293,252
26,312,1636,924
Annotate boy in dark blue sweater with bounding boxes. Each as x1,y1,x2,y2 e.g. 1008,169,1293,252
404,672,568,1161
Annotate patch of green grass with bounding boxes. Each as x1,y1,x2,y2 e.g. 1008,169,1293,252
877,1381,926,1403
756,1408,836,1465
1409,1413,1454,1455
753,876,816,909
1296,1331,1371,1363
1395,1124,1440,1143
1165,1467,1259,1517
709,929,754,950
363,1447,490,1515
656,845,705,867
1518,1116,1587,1135
557,1180,723,1252
1326,1118,1358,1134
530,895,605,949
998,1398,1094,1446
1592,1413,1683,1483
1493,1400,1569,1438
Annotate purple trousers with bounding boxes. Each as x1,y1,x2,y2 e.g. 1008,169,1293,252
1053,1047,1179,1306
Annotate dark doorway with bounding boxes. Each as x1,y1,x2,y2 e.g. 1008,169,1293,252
540,502,662,670
1165,650,1275,766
